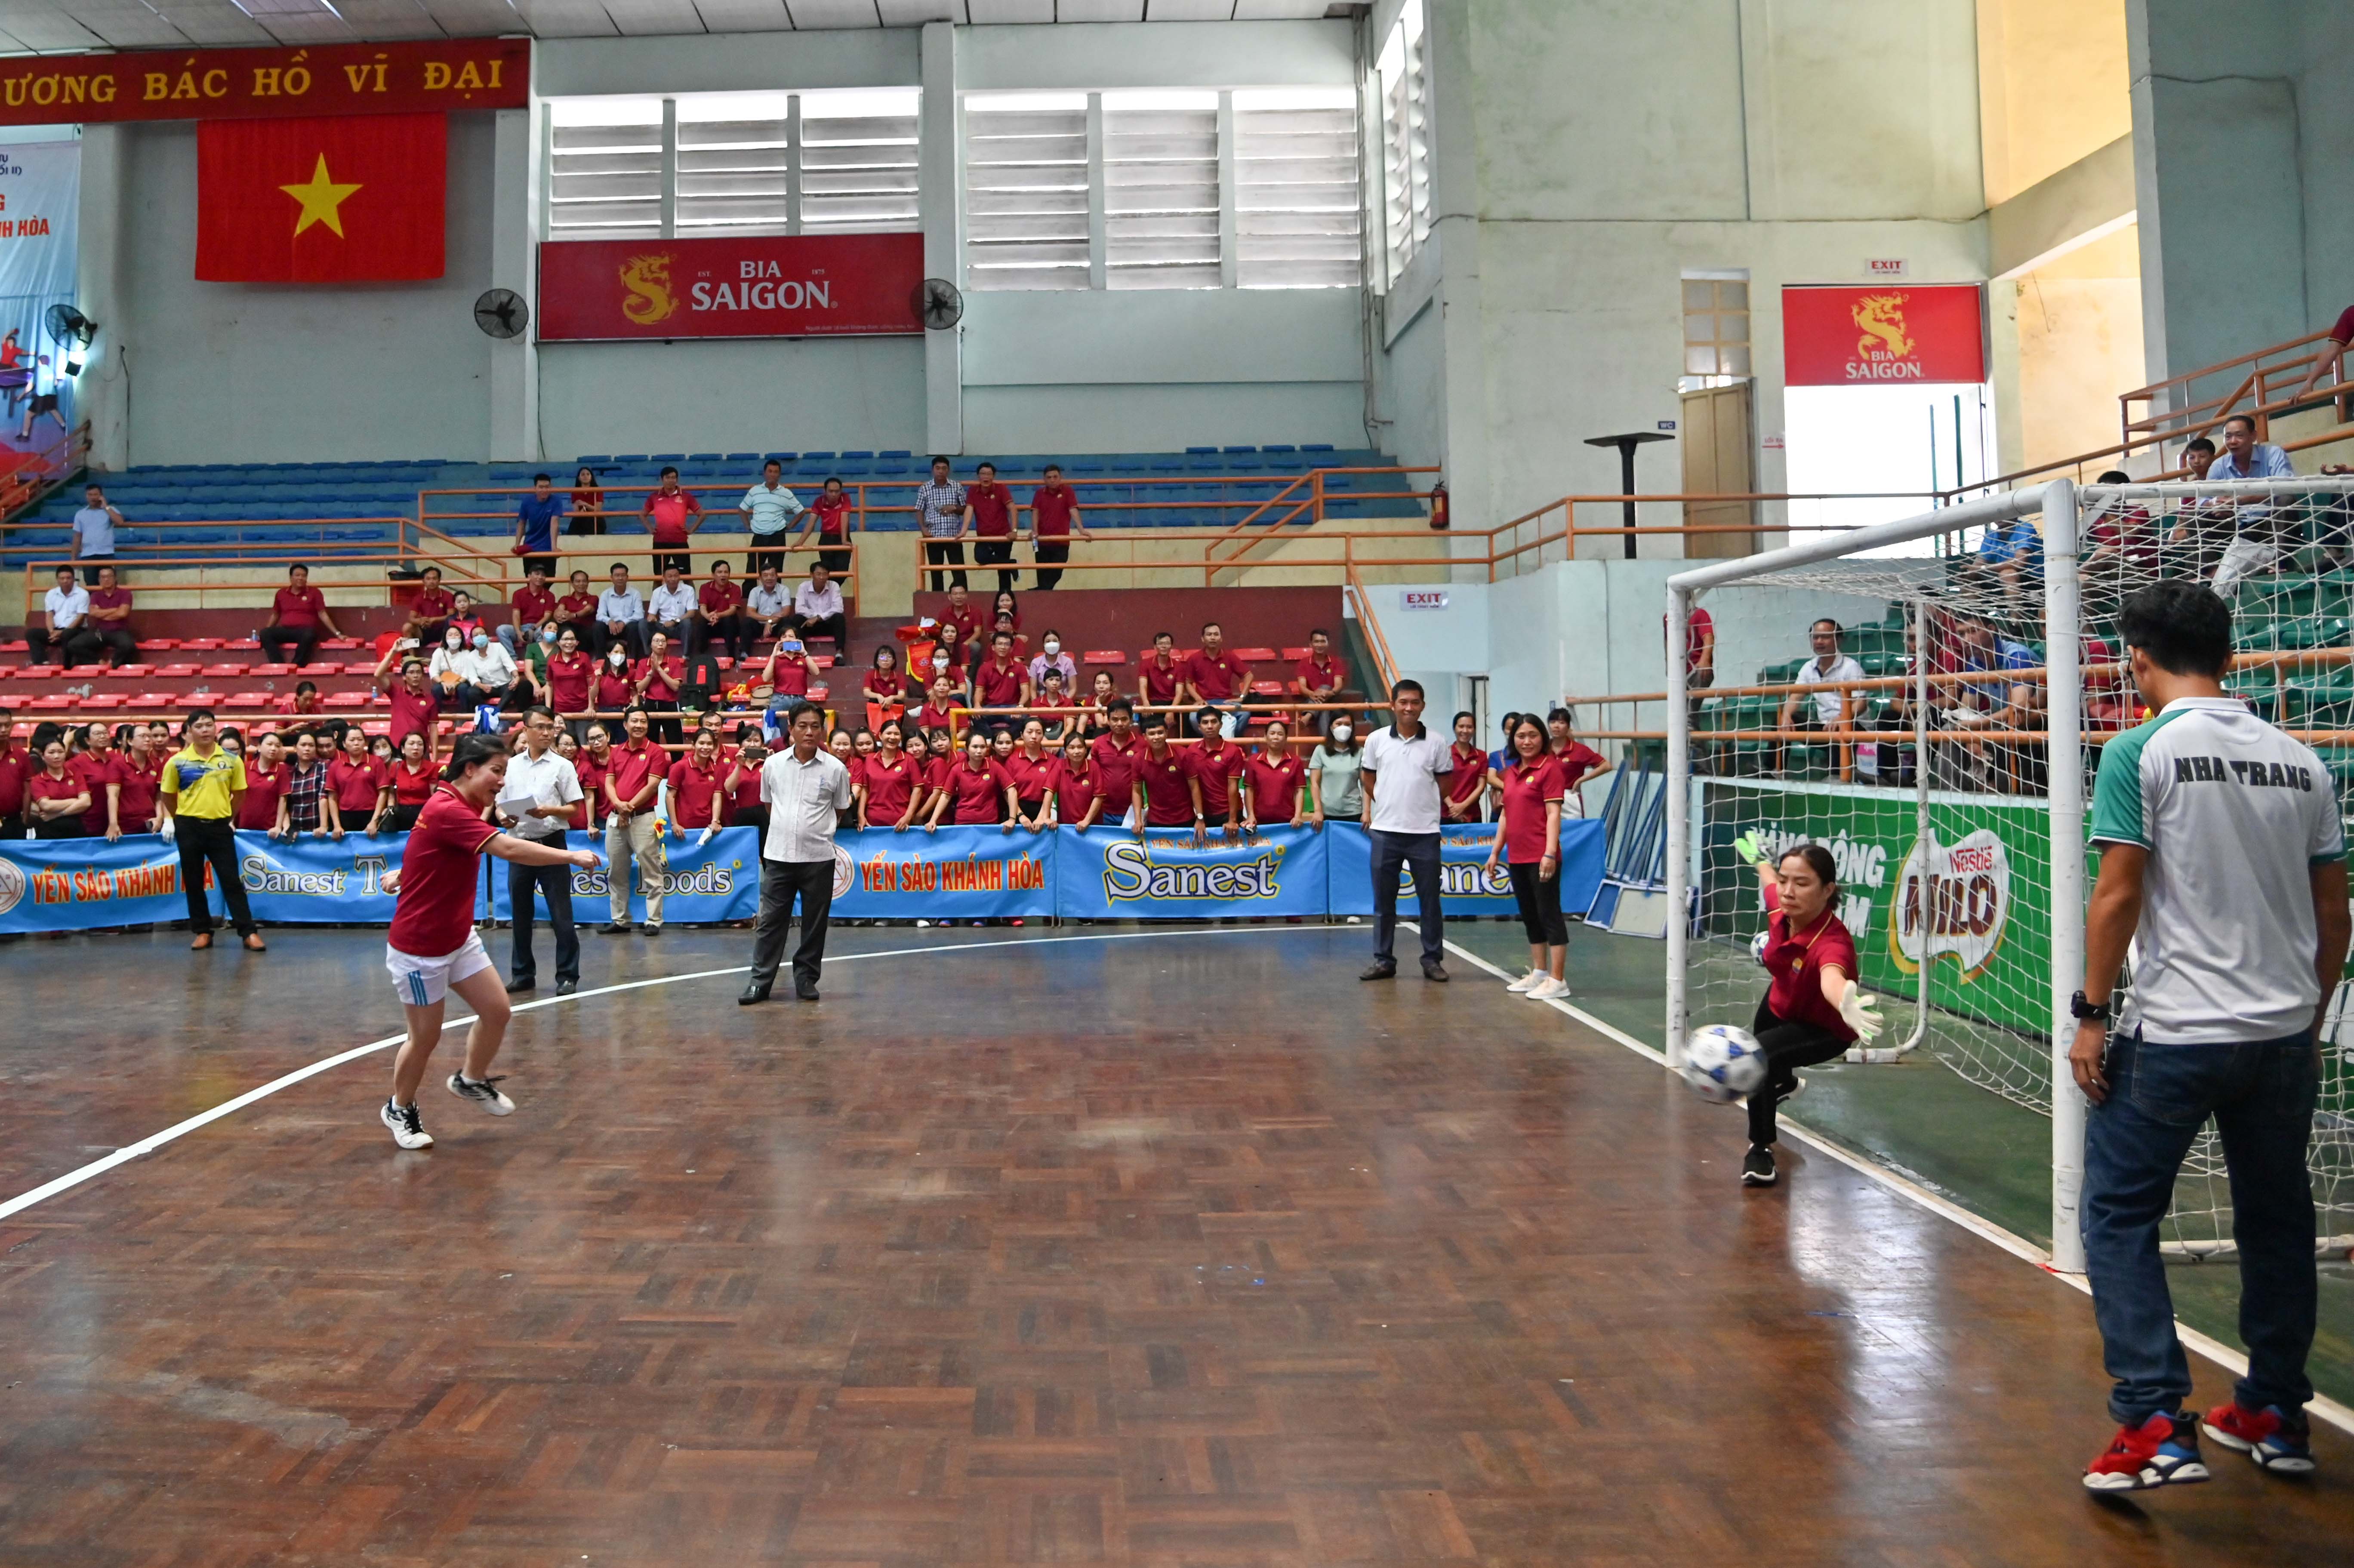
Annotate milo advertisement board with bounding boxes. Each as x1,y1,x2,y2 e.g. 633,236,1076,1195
1697,779,2054,1037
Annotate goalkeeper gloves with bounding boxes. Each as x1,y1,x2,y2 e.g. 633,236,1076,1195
1732,830,1767,868
1838,982,1885,1043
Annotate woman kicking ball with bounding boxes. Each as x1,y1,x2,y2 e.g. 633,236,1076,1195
378,733,601,1150
1731,834,1883,1186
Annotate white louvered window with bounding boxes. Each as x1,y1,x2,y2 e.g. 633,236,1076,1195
1103,90,1220,290
1378,0,1433,283
1234,87,1362,290
676,92,790,238
800,87,921,233
548,97,662,240
964,93,1090,292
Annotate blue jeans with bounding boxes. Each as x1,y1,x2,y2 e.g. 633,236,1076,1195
2080,1030,2318,1424
1370,828,1444,967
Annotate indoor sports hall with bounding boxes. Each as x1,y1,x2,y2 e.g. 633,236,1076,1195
4,2,2354,1562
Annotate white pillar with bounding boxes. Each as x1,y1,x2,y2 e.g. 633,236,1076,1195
75,124,129,472
920,20,961,456
489,106,540,463
1664,583,1692,1069
2043,477,2088,1273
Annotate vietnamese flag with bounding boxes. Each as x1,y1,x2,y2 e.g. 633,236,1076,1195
196,113,446,283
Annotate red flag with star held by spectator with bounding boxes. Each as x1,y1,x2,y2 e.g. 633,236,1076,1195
195,113,446,282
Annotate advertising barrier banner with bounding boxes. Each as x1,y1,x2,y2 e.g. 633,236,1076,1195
486,828,761,927
1054,823,1327,921
1324,820,1607,918
836,825,1056,921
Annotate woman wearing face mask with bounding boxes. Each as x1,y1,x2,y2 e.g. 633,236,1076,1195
428,625,478,709
1028,630,1076,697
1306,715,1362,829
465,625,518,709
592,639,636,726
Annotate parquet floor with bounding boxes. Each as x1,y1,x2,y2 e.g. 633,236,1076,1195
0,922,2347,1566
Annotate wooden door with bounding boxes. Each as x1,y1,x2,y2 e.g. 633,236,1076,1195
1680,382,1756,558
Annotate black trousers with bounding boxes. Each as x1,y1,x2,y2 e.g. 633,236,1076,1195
176,815,256,936
925,539,967,591
652,549,690,577
508,854,580,985
789,611,847,648
975,537,1017,593
1034,540,1069,590
1508,859,1568,946
258,625,318,667
747,542,789,577
691,612,755,662
521,553,557,581
749,857,834,990
1370,828,1444,967
26,625,98,667
818,531,851,577
1747,994,1850,1147
592,622,648,659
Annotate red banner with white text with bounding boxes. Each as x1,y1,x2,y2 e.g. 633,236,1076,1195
1783,284,1985,385
0,40,526,125
536,234,925,342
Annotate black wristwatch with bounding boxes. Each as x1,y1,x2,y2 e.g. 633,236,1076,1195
2070,990,2112,1023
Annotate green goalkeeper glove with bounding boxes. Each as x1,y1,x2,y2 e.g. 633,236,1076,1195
1732,831,1767,868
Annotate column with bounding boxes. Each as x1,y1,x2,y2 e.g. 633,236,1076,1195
489,105,540,463
921,20,962,456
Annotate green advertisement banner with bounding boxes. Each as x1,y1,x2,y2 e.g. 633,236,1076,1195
1697,779,2055,1038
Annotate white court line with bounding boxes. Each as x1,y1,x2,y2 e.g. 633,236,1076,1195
1420,927,2354,1439
0,924,1335,1225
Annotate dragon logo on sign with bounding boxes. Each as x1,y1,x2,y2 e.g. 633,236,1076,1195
619,253,676,325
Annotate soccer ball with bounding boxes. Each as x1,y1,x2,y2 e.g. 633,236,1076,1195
1750,929,1771,967
1682,1024,1766,1104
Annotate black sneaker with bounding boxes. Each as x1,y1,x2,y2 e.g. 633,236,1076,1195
381,1098,433,1150
446,1073,516,1116
505,977,536,995
1740,1145,1777,1186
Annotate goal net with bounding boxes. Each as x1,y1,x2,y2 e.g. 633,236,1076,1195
1665,474,2354,1266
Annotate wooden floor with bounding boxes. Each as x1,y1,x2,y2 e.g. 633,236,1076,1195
0,923,2348,1567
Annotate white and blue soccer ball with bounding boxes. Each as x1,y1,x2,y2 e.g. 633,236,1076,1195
1682,1024,1766,1103
1750,929,1771,967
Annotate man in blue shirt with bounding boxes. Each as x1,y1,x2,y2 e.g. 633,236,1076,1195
71,483,123,585
1977,514,2043,622
2206,414,2299,596
513,473,567,580
1940,613,2037,790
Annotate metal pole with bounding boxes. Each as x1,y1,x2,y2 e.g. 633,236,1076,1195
1664,582,1692,1069
1620,443,1639,561
2044,477,2088,1273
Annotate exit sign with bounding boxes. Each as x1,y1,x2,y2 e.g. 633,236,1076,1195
1866,257,1907,277
1400,589,1450,612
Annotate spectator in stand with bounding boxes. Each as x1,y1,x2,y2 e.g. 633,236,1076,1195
1186,708,1246,841
1545,709,1611,817
1487,712,1570,1000
1050,730,1106,830
1941,613,2038,791
740,459,803,576
591,637,636,721
72,722,118,834
2165,437,2226,578
1035,668,1077,740
282,680,324,728
759,630,814,710
498,705,586,995
103,721,164,840
1681,603,1717,691
2292,302,2354,400
1306,714,1362,829
27,564,95,668
989,589,1023,636
647,562,697,651
862,647,909,730
595,562,648,659
238,731,290,837
641,466,702,577
330,726,392,837
1445,711,1491,823
1360,679,1453,982
1138,630,1184,717
1241,719,1308,834
557,568,600,647
156,709,265,950
427,625,480,709
371,650,441,757
974,610,1028,671
573,724,612,833
829,729,861,835
1007,719,1058,831
70,482,123,584
26,736,89,838
1182,623,1253,738
83,563,136,666
928,728,1018,833
635,631,684,744
218,727,245,760
856,719,919,831
601,705,668,935
966,460,1018,593
1290,630,1348,734
916,672,960,734
513,473,565,579
675,631,726,718
1976,512,2043,620
797,474,854,577
1077,669,1118,738
512,618,557,707
1027,464,1087,590
467,627,520,710
0,724,35,839
1132,713,1204,844
279,731,331,838
693,558,752,662
934,583,983,672
410,567,456,643
503,561,559,658
790,561,847,648
1028,630,1077,696
917,455,969,591
720,724,771,836
1776,619,1863,777
740,700,855,1004
971,628,1032,725
2206,413,2301,596
666,727,726,846
385,731,438,831
569,465,607,537
1089,696,1145,827
370,732,398,770
444,591,489,650
746,565,792,647
259,563,345,668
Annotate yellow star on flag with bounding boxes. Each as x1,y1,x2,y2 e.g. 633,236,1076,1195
280,154,362,238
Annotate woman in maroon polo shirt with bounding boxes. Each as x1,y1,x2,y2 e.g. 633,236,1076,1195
666,728,726,839
329,725,392,838
385,730,438,832
27,737,92,838
1485,714,1568,1001
1007,718,1058,831
572,724,611,833
857,719,922,832
238,731,292,837
925,730,1017,833
1240,718,1307,832
1445,710,1492,823
1049,731,1105,831
545,627,593,740
633,630,684,743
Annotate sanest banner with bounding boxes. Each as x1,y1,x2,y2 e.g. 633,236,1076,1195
1055,824,1328,921
0,40,528,126
537,235,925,342
1324,820,1607,918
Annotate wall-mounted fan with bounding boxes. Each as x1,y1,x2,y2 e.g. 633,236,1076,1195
44,303,96,375
473,288,530,340
914,278,963,330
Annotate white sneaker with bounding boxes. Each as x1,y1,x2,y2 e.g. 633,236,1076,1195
1526,977,1571,1001
447,1073,516,1116
915,918,931,928
381,1099,434,1149
1506,968,1543,993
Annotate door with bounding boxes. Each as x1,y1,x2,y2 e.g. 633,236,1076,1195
1680,382,1756,558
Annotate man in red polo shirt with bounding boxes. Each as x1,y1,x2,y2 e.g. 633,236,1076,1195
505,561,558,657
1090,696,1145,827
0,723,27,838
373,649,442,755
693,558,752,662
83,562,137,666
260,562,345,668
934,583,984,672
1182,707,1246,840
1131,712,1206,846
967,460,1018,594
971,629,1032,720
666,727,726,843
1181,622,1252,737
641,465,702,576
601,705,668,933
1026,462,1088,591
410,566,456,641
1290,628,1348,734
556,568,600,646
1138,630,1184,718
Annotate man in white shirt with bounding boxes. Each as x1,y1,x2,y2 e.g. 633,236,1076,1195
595,563,648,659
740,459,803,577
496,705,588,996
2207,413,2303,596
741,700,853,1005
790,562,847,648
1359,678,1454,981
746,566,793,644
460,628,519,705
647,563,698,648
28,564,97,667
1778,619,1864,776
71,483,123,584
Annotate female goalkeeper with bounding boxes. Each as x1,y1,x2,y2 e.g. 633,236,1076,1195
1729,834,1884,1186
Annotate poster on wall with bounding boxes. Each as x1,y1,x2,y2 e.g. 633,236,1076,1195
0,139,78,474
536,234,925,341
1783,284,1985,385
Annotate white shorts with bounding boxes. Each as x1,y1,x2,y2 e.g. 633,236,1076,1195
385,931,494,1008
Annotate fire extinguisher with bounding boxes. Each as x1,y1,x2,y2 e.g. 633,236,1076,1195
1428,480,1450,530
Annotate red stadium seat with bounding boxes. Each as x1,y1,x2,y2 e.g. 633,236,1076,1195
1250,681,1286,696
221,693,268,711
19,664,59,678
299,662,342,676
252,663,295,677
1281,646,1313,662
0,694,28,711
66,665,106,678
1083,650,1127,666
154,663,202,678
0,639,26,653
360,719,391,737
136,638,179,653
102,665,153,680
80,693,126,709
28,694,70,711
131,693,173,709
323,691,370,709
1233,647,1278,664
180,638,224,651
321,638,361,651
200,663,250,679
225,639,262,652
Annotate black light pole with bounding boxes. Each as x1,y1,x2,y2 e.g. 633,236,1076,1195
1584,431,1673,560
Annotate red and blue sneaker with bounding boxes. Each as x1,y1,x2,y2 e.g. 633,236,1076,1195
2083,1411,2210,1492
2201,1401,2316,1476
